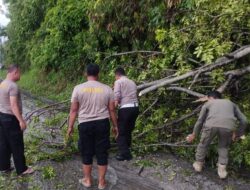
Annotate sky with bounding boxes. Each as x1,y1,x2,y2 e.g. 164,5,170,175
0,0,10,27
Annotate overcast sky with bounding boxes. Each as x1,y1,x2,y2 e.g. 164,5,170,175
0,0,10,27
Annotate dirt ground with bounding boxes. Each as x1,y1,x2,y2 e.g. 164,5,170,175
1,94,250,190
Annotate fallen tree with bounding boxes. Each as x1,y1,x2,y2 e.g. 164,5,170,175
138,45,250,96
134,46,250,142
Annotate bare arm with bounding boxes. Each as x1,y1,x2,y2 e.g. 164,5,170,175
114,100,119,108
67,101,79,136
109,101,118,138
114,81,121,108
10,96,26,130
10,96,24,123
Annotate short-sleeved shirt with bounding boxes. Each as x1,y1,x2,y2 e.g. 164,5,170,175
0,79,22,115
71,80,114,123
113,76,138,106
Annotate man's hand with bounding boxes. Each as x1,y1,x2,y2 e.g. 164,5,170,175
232,132,237,142
232,132,246,142
67,127,74,137
19,120,27,131
112,126,119,139
186,133,195,143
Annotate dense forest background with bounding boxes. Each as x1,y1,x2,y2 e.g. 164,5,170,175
1,0,250,170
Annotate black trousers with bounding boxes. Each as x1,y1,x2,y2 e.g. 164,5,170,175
117,107,139,156
78,118,110,166
0,113,27,175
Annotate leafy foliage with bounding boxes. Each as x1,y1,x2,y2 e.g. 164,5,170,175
1,0,250,169
42,166,56,179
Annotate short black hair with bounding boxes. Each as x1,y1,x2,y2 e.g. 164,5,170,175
7,64,20,73
207,91,222,99
115,67,126,76
86,64,99,76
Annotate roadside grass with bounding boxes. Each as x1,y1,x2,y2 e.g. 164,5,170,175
19,69,82,101
0,68,76,101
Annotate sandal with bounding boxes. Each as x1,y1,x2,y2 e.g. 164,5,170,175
22,167,34,175
98,182,107,190
79,178,92,188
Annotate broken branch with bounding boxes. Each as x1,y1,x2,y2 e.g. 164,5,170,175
139,45,250,96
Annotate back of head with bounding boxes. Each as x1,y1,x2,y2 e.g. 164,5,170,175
207,91,222,99
115,67,126,76
7,64,19,74
86,64,99,77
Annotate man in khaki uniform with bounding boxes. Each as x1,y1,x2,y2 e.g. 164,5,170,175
187,91,248,179
67,64,118,189
114,67,139,161
0,64,33,175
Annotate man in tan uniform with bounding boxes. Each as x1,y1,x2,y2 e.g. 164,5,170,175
114,67,139,161
67,64,118,189
0,64,33,175
187,91,248,179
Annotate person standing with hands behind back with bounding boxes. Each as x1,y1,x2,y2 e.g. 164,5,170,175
114,67,139,161
186,91,248,179
0,64,34,175
67,64,118,190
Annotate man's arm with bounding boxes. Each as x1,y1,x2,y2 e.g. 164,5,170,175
113,81,121,108
108,100,118,138
234,104,248,137
187,104,208,143
10,96,26,131
67,101,79,136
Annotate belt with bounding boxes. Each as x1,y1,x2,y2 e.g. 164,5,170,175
120,102,139,109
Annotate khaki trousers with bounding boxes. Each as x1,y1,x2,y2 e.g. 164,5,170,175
195,127,233,165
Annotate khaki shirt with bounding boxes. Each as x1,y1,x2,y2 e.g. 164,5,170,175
193,99,248,136
0,79,22,115
114,76,138,106
71,80,114,123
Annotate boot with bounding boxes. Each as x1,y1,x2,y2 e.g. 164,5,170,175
217,163,228,179
193,161,204,172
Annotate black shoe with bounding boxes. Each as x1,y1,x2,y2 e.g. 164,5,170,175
116,154,133,161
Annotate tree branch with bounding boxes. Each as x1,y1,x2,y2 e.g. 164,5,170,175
137,75,177,90
217,65,250,92
139,45,250,96
139,98,159,117
135,106,202,138
167,86,205,98
25,100,70,121
217,74,234,93
105,50,164,60
133,142,197,149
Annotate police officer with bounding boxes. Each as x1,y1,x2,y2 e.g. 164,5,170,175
187,91,248,179
0,64,33,175
67,64,118,189
114,67,139,161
